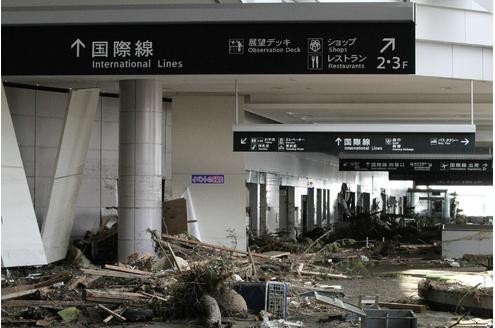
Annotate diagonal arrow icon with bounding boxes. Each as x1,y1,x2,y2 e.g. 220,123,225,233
380,38,395,53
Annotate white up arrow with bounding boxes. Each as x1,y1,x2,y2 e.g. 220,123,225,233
71,38,86,58
335,137,342,146
380,38,396,53
240,138,247,145
461,138,470,146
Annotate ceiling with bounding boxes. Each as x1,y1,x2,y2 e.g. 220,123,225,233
5,74,493,129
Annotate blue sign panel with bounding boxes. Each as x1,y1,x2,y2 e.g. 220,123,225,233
191,175,225,184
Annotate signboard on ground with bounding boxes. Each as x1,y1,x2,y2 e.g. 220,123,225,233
2,22,414,75
233,125,476,154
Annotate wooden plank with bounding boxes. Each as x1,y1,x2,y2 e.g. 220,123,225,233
163,198,188,235
103,264,152,276
98,304,126,321
2,300,91,308
103,307,125,323
378,302,427,313
262,251,291,258
140,291,168,302
162,234,272,260
297,270,350,280
81,268,151,281
65,275,100,290
2,272,72,296
2,288,38,300
85,289,147,304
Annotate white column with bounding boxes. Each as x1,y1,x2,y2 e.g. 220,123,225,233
41,88,100,263
118,80,162,260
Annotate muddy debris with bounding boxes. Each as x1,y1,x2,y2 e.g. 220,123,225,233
1,221,490,327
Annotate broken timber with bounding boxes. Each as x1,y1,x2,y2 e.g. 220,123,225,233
162,234,272,260
85,289,147,304
81,268,151,281
103,264,152,276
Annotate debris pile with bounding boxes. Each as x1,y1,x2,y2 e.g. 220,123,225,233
2,222,490,327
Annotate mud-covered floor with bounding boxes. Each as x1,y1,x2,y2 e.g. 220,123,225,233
90,263,493,328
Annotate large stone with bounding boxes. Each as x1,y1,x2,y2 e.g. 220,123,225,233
200,294,221,327
217,288,248,318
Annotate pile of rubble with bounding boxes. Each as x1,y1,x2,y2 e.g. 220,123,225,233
2,225,484,327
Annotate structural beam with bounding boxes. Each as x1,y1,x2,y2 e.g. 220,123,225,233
1,85,47,267
41,88,100,263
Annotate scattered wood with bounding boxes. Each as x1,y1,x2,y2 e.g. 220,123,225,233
2,288,39,300
290,229,332,271
81,268,151,281
85,289,147,304
297,270,350,280
247,247,257,278
150,230,180,272
140,291,168,302
65,275,100,289
2,318,37,324
378,302,427,313
2,271,72,296
448,312,470,328
104,264,152,276
164,239,182,272
2,300,91,308
262,251,291,259
103,306,126,323
188,259,212,267
296,263,304,277
35,318,55,327
98,304,126,321
162,234,272,260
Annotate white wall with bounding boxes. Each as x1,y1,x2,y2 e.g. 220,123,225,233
5,87,120,238
171,95,247,250
415,2,493,81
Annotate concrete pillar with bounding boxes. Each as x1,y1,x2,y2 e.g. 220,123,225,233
306,187,315,231
266,177,280,233
259,183,267,234
118,80,162,260
247,183,260,236
324,189,330,227
316,188,323,227
287,186,296,239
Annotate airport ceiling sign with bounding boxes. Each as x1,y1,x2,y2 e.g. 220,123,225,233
389,172,492,186
2,22,414,75
339,158,492,173
233,124,475,154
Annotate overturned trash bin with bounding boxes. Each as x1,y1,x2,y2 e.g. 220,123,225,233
233,282,288,320
362,309,417,328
